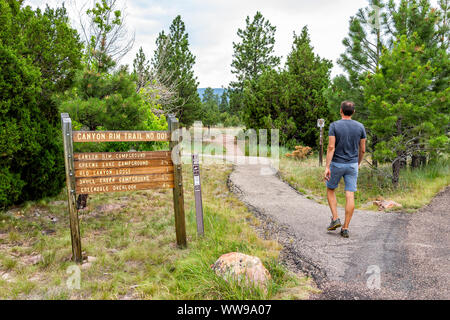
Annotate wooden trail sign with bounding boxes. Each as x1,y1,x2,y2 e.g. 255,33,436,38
73,131,169,143
61,114,186,263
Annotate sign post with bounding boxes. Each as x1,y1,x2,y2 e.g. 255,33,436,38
61,113,187,262
317,119,325,167
168,115,187,248
192,154,204,237
61,114,82,263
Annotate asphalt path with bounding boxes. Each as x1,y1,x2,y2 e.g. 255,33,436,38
207,134,450,300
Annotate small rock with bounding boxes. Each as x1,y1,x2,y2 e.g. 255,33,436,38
49,216,59,223
1,272,13,282
373,200,403,211
42,229,56,235
211,252,271,289
87,256,97,263
81,262,92,269
6,208,21,218
24,254,43,265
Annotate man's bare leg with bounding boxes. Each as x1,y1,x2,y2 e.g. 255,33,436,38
343,191,355,229
327,188,339,221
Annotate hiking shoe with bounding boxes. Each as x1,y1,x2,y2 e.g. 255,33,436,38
327,218,342,231
340,229,349,238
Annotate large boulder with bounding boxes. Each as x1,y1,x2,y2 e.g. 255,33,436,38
211,252,271,289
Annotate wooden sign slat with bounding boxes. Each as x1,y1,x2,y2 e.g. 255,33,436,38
76,181,174,195
76,174,174,187
75,166,174,178
74,151,171,161
74,159,172,170
73,131,170,143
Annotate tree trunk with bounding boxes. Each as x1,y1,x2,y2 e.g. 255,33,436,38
419,155,427,167
400,157,407,169
411,154,421,169
393,118,404,182
411,141,427,169
77,194,89,210
392,158,401,187
371,135,378,168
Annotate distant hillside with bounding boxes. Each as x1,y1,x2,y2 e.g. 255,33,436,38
197,88,225,101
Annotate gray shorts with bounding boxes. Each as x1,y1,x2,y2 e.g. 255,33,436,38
326,162,359,192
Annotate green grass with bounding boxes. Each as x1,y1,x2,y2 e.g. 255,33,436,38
279,152,449,211
0,164,317,300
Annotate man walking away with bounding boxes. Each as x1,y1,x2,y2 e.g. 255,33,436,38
324,101,366,238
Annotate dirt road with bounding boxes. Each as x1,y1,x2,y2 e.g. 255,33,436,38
208,134,449,299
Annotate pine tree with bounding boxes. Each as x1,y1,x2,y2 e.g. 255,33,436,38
336,0,449,167
243,27,332,148
229,11,280,116
324,75,360,121
133,46,150,92
152,16,201,127
339,0,448,95
383,0,448,91
2,2,83,124
61,68,148,133
338,0,385,94
200,88,220,127
218,89,229,113
231,11,280,87
201,88,220,105
84,0,134,73
284,26,333,147
363,35,449,186
0,0,82,207
337,1,386,167
433,0,450,93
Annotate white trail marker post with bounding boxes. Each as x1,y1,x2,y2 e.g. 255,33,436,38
192,154,204,236
317,119,325,167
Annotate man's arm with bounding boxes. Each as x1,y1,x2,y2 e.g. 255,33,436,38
324,136,336,181
358,139,366,166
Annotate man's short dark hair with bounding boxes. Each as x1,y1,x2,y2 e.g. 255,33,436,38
341,101,355,116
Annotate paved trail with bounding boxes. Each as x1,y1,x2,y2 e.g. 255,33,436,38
210,134,449,299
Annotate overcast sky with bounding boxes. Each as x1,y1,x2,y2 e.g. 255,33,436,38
26,0,375,88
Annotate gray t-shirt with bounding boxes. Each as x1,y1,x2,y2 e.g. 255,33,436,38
329,119,367,164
